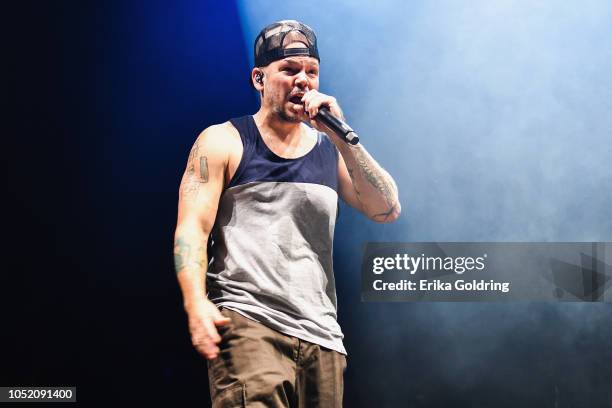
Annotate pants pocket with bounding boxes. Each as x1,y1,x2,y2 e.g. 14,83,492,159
212,383,246,408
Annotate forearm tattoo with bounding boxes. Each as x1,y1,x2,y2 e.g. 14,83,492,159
180,141,209,201
173,236,206,275
346,146,399,222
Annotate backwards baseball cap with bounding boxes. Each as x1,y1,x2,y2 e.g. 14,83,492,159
253,20,320,67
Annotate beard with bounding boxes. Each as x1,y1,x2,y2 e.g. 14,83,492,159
266,87,308,123
274,101,304,123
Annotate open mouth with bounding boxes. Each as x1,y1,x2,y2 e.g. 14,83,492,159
289,95,304,104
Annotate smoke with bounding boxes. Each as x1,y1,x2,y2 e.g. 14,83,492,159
238,1,612,405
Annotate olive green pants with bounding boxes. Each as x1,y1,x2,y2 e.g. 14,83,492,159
208,308,346,407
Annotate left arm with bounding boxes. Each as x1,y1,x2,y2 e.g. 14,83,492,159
301,90,401,223
336,141,401,223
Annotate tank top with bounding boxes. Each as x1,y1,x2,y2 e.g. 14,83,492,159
207,115,346,354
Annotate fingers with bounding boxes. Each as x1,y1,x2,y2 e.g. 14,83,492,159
301,90,337,119
191,316,226,360
186,301,234,360
301,91,320,118
202,316,222,343
213,308,232,327
214,316,232,326
193,334,220,360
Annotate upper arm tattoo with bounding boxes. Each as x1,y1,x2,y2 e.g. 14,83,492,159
180,141,210,201
199,157,209,182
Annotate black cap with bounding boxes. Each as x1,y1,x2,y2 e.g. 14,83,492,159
253,20,320,67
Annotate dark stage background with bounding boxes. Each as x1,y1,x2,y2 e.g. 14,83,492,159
6,1,611,407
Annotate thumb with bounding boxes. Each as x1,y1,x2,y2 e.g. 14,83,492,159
213,310,231,326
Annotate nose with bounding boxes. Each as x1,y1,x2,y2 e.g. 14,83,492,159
294,71,309,89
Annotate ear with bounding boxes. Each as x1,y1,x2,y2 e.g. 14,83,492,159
251,68,264,91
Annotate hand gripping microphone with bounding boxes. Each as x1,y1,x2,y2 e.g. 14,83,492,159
302,87,360,145
316,107,360,145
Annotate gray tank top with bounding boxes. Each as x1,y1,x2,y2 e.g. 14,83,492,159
207,115,345,354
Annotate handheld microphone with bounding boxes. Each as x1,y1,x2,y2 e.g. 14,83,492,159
316,107,360,145
302,86,359,145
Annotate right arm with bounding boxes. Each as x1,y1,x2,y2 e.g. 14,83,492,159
174,124,231,360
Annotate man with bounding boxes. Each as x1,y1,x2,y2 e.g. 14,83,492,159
174,20,400,407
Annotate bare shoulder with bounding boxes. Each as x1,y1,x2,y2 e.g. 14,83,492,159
183,121,243,190
193,121,241,156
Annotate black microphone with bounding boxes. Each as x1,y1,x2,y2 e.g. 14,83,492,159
316,107,360,145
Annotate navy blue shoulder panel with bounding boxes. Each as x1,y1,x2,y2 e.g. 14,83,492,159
227,115,257,189
227,115,338,191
